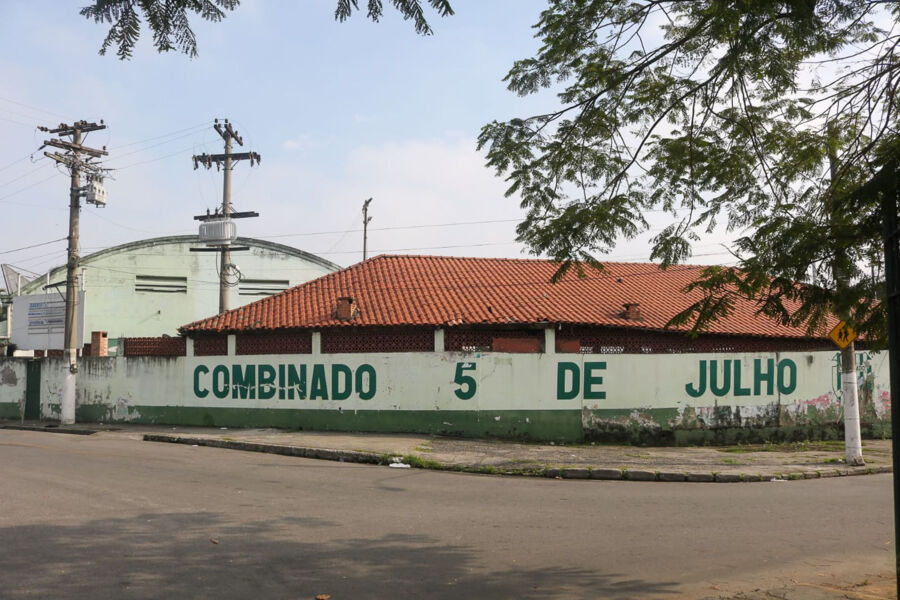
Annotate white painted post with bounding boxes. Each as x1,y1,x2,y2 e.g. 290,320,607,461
227,334,236,356
185,337,194,357
841,345,865,465
60,364,75,424
434,328,444,353
311,331,321,356
545,328,555,354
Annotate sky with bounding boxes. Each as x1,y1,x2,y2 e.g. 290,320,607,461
0,0,739,287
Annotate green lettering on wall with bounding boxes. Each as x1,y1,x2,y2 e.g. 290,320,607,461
685,360,707,398
193,365,209,398
332,364,352,401
232,365,256,400
287,364,306,400
453,362,477,400
710,360,731,397
583,362,606,400
356,364,376,400
310,364,328,400
733,361,751,396
278,364,285,400
212,365,229,399
557,362,580,400
777,359,797,395
258,364,277,400
754,358,775,395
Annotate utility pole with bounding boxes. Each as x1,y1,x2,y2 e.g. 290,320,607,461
40,120,108,425
192,119,260,313
827,129,864,466
362,197,373,261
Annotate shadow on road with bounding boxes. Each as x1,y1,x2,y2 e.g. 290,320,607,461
0,511,679,599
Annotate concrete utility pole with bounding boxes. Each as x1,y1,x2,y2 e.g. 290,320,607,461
40,120,108,425
827,133,864,466
192,119,260,313
362,197,373,261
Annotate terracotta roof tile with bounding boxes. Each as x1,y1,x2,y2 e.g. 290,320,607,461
178,255,834,339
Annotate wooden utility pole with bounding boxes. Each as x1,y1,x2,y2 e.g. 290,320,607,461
40,120,108,425
362,197,373,261
192,119,260,313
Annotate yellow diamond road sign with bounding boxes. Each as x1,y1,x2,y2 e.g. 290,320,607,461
829,321,857,349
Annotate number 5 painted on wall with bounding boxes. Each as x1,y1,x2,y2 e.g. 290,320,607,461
454,362,477,400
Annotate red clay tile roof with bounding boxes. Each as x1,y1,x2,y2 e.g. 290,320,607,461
179,254,834,339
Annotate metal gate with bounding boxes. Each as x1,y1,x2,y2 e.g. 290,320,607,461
24,360,40,420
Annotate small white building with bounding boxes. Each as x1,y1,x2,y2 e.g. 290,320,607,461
1,235,339,351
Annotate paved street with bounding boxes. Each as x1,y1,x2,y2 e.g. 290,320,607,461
0,429,894,599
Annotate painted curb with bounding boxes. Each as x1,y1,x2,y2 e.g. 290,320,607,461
140,434,893,483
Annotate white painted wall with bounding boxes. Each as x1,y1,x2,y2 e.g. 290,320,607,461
1,348,890,433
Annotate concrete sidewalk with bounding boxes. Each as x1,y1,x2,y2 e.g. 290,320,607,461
2,420,893,482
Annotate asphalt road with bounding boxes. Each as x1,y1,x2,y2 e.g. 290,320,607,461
0,430,893,599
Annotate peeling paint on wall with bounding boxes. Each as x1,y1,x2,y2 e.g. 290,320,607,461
0,365,17,386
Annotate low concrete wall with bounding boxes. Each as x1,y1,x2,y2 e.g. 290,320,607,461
0,349,892,443
0,358,25,419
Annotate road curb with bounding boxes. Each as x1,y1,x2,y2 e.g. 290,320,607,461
143,434,385,464
142,434,893,482
1,424,98,435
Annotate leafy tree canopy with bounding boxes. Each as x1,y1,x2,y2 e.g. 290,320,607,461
81,0,454,59
478,0,900,344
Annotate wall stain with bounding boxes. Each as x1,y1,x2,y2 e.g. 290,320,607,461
0,366,18,386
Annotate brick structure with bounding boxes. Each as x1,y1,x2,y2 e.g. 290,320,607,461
123,337,186,357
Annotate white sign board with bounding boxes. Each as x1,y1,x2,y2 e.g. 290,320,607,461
11,292,85,350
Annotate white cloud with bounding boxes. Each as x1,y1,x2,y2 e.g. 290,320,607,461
281,134,317,152
239,135,528,266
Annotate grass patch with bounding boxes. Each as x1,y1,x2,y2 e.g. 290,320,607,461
718,440,849,454
377,452,402,465
401,454,445,469
720,457,744,465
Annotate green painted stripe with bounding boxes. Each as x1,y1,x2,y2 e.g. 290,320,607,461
75,405,583,442
0,403,20,419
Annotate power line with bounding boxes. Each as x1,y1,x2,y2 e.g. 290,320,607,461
109,121,212,150
3,263,42,276
316,241,520,255
85,206,194,236
0,96,71,120
0,171,65,204
107,128,212,162
0,151,39,175
0,115,37,128
0,237,67,256
108,144,198,171
0,160,48,188
265,218,522,239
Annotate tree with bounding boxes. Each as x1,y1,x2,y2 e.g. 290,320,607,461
477,0,898,345
81,0,454,59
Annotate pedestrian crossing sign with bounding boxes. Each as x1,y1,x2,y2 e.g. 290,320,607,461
828,321,857,349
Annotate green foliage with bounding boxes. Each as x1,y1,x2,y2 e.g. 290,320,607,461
81,0,240,59
335,0,454,36
479,0,900,341
81,0,455,59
